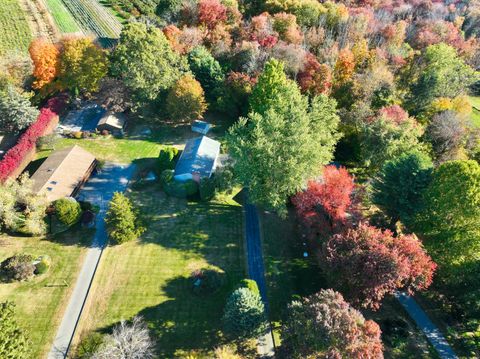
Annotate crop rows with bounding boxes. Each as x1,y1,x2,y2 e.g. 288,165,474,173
60,0,122,46
45,0,80,33
0,0,32,55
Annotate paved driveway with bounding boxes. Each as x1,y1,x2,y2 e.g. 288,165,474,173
48,163,135,359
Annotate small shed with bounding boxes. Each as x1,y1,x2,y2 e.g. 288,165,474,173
96,112,127,133
191,120,212,135
174,136,220,182
31,145,97,202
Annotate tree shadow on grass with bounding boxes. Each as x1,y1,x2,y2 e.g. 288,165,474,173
132,188,245,275
96,275,238,358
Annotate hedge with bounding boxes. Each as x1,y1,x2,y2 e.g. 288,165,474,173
0,96,66,182
160,169,198,198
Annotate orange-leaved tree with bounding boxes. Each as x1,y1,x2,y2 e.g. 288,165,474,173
29,38,60,90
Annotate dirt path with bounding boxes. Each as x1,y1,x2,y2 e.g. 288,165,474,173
18,0,59,42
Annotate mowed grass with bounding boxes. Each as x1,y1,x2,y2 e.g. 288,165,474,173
45,0,80,33
74,187,245,358
0,0,32,55
259,210,437,358
0,228,93,358
469,96,480,128
36,136,164,164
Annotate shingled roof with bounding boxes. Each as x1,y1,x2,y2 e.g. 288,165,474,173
31,145,96,202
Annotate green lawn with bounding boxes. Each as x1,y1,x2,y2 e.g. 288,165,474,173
0,0,32,55
259,210,437,358
36,136,164,165
73,186,245,358
0,227,93,358
470,96,480,128
44,0,80,33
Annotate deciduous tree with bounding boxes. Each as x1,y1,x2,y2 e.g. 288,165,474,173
372,151,433,229
0,301,29,358
410,43,477,113
58,37,108,95
29,38,60,90
111,23,187,103
283,289,383,358
228,60,340,213
92,316,155,359
166,75,207,122
320,223,436,309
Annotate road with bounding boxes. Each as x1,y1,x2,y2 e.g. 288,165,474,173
244,202,275,358
48,163,135,359
395,292,458,359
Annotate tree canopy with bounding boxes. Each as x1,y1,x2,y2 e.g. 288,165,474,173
111,23,187,103
0,301,29,359
0,86,38,133
227,59,340,213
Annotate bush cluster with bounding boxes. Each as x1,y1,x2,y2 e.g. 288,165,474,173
54,198,82,227
158,146,179,172
160,169,198,198
0,254,35,282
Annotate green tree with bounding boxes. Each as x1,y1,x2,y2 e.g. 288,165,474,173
248,59,289,116
0,301,29,358
166,75,207,122
227,60,340,213
54,198,82,227
187,46,225,103
420,161,480,259
0,86,38,133
0,174,47,235
410,43,478,114
58,37,108,95
372,151,433,229
105,192,144,244
360,116,425,171
111,23,187,103
223,287,267,340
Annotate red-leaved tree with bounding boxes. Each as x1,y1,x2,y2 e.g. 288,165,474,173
283,289,383,358
292,165,355,240
297,53,332,96
320,222,436,310
198,0,227,30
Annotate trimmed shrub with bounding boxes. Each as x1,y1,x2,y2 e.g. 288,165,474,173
54,198,82,227
158,147,179,172
199,177,216,201
34,255,51,275
191,268,226,295
160,169,198,198
0,254,35,282
237,279,260,296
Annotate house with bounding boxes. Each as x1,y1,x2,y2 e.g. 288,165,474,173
31,145,97,202
96,112,127,133
191,120,212,135
174,136,220,182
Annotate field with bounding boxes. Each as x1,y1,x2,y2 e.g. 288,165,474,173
259,210,438,358
470,96,480,128
44,0,80,33
0,0,32,55
73,186,245,357
0,227,93,358
58,0,122,45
